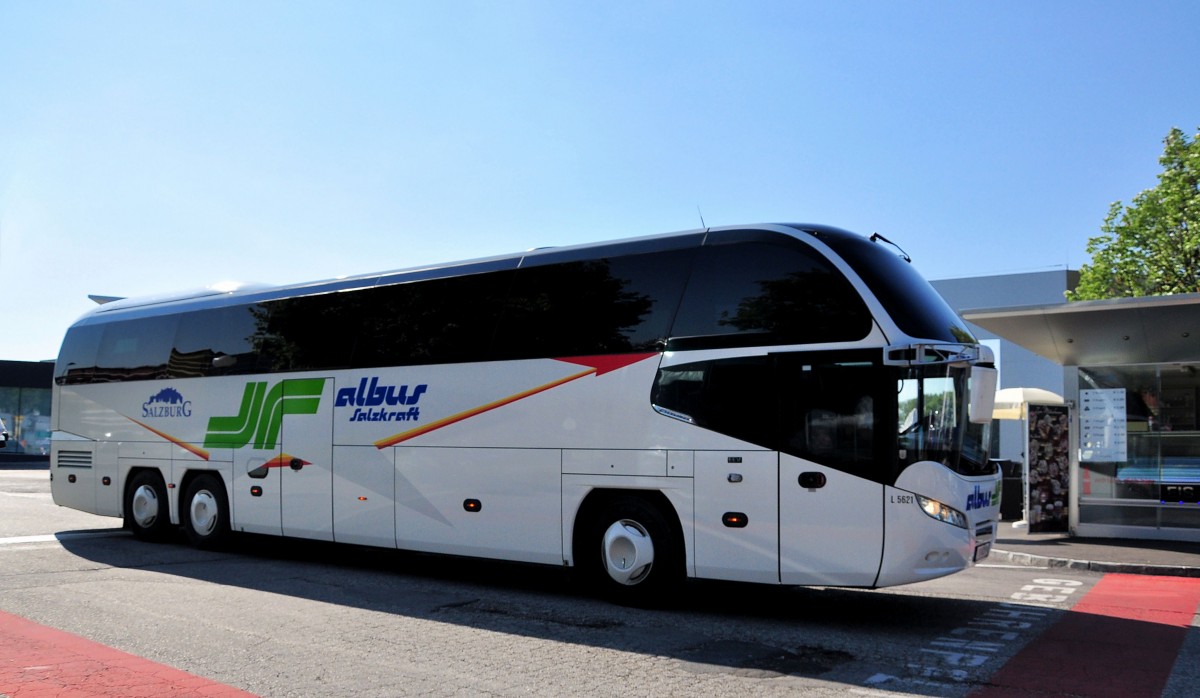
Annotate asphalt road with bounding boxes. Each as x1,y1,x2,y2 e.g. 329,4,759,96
2,467,1198,697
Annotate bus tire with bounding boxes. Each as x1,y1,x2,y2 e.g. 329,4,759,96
124,470,173,542
578,495,681,606
182,473,231,549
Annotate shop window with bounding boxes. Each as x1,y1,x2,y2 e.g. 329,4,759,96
1079,363,1200,531
0,386,51,455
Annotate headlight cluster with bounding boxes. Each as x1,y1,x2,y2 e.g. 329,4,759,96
915,494,968,529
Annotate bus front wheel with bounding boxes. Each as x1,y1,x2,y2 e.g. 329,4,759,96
124,470,173,542
578,495,681,605
182,473,230,549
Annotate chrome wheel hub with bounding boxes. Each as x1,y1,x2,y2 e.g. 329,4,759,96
131,484,160,529
189,489,219,536
601,519,654,585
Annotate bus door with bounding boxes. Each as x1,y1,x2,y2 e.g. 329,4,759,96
278,377,335,541
216,380,281,537
234,448,282,536
776,353,886,586
778,457,883,585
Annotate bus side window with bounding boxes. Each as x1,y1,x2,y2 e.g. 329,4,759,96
778,354,889,481
260,295,358,372
55,324,104,385
652,356,775,449
495,249,692,360
95,315,178,382
173,304,268,377
352,271,513,368
805,409,838,457
796,397,874,462
669,240,872,350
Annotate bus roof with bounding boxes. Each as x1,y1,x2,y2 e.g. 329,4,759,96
74,223,860,325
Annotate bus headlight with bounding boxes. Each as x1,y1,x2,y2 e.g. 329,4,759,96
915,494,968,529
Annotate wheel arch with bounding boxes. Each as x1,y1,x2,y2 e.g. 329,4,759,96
178,467,233,548
570,488,687,571
122,465,174,524
177,467,230,510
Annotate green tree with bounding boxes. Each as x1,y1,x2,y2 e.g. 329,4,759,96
1068,127,1200,301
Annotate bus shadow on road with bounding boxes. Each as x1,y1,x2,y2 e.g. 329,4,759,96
57,528,1060,692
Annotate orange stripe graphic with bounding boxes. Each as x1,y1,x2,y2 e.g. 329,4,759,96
374,367,594,449
127,418,211,461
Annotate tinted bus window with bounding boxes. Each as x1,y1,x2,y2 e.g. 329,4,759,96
352,270,514,368
55,324,104,385
652,356,777,448
775,352,893,482
259,293,360,372
495,249,693,359
173,304,270,377
652,350,896,482
800,227,975,343
94,315,179,382
669,240,872,350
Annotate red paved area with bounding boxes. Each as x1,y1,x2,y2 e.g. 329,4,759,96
972,574,1200,697
0,609,255,697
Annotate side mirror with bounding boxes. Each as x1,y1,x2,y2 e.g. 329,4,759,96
969,366,998,424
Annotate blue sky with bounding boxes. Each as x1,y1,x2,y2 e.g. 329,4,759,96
2,1,1198,361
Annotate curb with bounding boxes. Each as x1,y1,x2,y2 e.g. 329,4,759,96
991,548,1200,578
0,462,50,471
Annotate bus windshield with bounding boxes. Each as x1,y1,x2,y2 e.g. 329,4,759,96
794,225,976,344
897,363,994,476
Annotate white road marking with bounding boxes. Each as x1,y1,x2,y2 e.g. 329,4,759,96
0,530,126,546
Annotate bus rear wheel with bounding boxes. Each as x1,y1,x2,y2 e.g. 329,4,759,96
578,495,681,605
182,473,230,549
125,470,173,542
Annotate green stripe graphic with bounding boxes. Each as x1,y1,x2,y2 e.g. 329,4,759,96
204,379,325,450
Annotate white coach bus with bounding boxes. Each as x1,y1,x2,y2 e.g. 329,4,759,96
51,223,1000,601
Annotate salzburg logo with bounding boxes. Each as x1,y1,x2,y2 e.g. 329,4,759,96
142,388,192,418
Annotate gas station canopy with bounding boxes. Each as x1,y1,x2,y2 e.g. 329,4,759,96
963,292,1200,367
